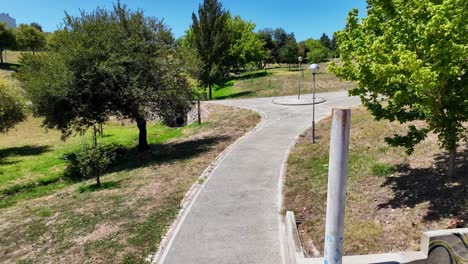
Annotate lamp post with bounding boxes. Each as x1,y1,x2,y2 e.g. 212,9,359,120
309,63,319,143
298,56,303,100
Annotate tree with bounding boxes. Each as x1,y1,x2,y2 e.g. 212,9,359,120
17,3,193,153
30,22,43,32
304,38,328,63
15,24,46,54
279,33,298,69
190,0,232,100
46,30,66,51
257,28,276,68
330,0,468,176
319,33,331,51
0,22,16,63
0,77,27,133
297,41,309,59
227,16,266,70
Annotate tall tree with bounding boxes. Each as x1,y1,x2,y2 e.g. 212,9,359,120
0,77,27,133
227,16,266,70
304,38,328,63
15,24,46,54
0,23,16,63
17,3,193,151
191,0,231,100
319,33,331,51
279,33,298,69
330,0,468,176
257,28,276,68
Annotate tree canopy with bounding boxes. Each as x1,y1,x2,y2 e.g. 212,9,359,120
17,3,193,151
0,77,27,133
0,22,16,63
15,23,46,54
190,0,232,100
330,0,468,175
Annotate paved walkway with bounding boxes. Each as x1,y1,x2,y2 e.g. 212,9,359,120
158,91,361,264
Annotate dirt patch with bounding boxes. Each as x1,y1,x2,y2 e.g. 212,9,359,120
0,103,260,263
284,107,467,256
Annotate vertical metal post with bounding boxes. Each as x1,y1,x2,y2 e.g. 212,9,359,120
312,73,316,143
298,60,301,100
197,97,201,124
323,109,351,264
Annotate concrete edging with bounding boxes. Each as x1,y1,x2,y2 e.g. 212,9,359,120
148,106,268,264
284,210,468,264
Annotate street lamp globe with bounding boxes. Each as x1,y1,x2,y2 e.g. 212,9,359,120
298,56,303,62
309,63,319,74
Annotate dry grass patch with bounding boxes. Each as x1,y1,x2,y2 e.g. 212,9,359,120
0,103,260,263
284,107,467,257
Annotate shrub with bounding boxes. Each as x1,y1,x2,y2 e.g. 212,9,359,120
64,144,118,186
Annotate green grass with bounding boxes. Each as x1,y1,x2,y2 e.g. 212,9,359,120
284,107,467,256
200,63,355,100
0,118,194,207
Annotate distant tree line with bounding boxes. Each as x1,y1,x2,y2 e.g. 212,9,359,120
0,22,47,63
180,0,339,99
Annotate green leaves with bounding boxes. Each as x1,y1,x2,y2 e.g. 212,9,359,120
0,77,27,133
330,0,468,154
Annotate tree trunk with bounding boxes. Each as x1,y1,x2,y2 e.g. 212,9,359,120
136,117,150,151
92,126,97,149
0,49,3,64
209,83,213,100
448,145,457,177
96,174,101,187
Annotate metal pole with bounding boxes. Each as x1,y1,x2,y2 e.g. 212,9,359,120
197,97,201,124
312,73,316,143
323,109,351,264
298,60,301,100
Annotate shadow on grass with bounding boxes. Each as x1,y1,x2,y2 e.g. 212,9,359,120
0,63,20,72
110,135,228,173
0,145,51,165
78,180,121,193
236,71,269,80
378,145,468,222
214,91,254,100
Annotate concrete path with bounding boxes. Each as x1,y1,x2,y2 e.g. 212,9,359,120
158,91,361,264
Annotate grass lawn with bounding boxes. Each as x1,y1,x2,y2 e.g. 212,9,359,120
284,107,467,257
0,103,260,263
210,62,355,100
2,50,24,65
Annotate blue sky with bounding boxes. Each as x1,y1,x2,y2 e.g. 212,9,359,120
1,0,367,41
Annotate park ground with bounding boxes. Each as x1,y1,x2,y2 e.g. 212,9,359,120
284,107,467,257
0,93,260,263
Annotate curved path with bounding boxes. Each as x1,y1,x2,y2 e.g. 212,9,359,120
158,91,361,264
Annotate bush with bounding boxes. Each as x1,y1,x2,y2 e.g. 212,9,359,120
64,144,119,185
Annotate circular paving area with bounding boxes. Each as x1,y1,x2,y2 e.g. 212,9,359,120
272,96,326,106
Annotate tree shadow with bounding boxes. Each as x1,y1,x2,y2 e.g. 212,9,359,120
236,71,270,80
0,145,51,165
214,91,254,100
378,146,468,222
110,135,228,173
0,63,20,72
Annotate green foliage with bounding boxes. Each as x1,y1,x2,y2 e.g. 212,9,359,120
227,16,266,69
190,0,232,99
0,77,27,133
15,24,46,54
0,22,16,63
304,38,328,63
330,0,468,155
319,33,331,51
16,3,193,149
65,144,116,185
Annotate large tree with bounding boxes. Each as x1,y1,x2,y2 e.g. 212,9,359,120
15,24,46,54
304,38,328,63
227,16,266,70
17,3,193,151
330,0,468,176
0,77,27,133
0,23,16,64
190,0,232,100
